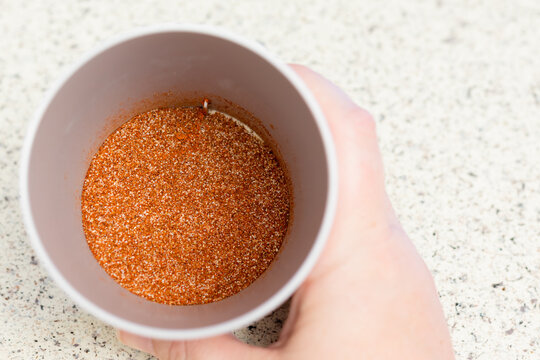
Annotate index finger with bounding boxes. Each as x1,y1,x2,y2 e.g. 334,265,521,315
289,64,391,226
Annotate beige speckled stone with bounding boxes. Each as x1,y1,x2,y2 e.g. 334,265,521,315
1,0,539,359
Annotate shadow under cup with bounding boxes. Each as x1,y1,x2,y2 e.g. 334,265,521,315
23,29,334,337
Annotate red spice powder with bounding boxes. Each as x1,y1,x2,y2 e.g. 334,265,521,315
81,106,291,305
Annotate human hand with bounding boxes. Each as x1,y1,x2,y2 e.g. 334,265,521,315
118,65,455,360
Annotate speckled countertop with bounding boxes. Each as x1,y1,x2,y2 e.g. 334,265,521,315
1,1,539,359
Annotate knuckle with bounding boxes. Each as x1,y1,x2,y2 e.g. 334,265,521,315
344,106,376,135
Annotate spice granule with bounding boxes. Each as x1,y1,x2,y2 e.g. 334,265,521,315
81,106,290,305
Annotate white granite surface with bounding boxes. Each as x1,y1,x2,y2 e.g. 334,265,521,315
1,0,539,359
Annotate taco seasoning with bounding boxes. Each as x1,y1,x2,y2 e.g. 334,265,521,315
81,103,291,305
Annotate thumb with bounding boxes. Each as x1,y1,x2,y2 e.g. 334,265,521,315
118,330,277,360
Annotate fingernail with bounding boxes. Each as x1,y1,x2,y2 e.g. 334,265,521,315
117,330,155,354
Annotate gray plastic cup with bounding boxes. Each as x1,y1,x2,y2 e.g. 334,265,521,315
20,24,338,339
